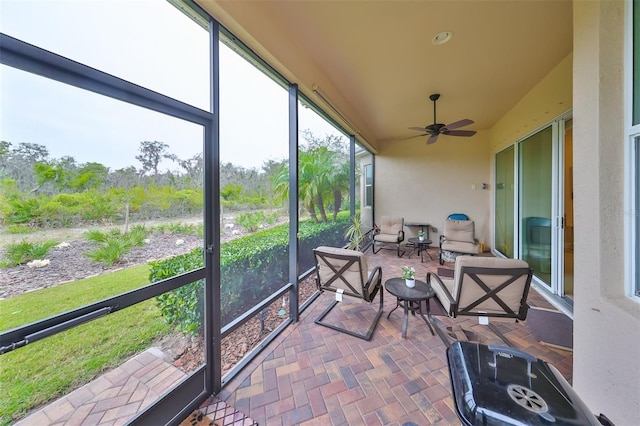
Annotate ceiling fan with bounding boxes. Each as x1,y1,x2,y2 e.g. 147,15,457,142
409,93,476,144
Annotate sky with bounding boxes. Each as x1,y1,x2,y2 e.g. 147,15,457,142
0,0,344,172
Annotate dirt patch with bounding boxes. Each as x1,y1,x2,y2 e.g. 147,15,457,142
156,275,317,376
0,232,203,298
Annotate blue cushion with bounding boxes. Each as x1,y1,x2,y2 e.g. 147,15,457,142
447,213,469,220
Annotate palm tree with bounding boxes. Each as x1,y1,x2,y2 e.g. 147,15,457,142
328,155,350,220
271,135,352,224
299,149,324,222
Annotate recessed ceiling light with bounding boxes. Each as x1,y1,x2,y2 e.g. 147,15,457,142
432,31,453,45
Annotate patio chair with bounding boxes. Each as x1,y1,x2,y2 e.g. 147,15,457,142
313,246,383,340
439,215,480,265
372,216,405,257
427,256,533,346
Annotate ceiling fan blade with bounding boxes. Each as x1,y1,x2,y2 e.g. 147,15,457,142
395,133,428,141
408,126,428,132
426,134,439,144
442,119,474,131
443,130,477,137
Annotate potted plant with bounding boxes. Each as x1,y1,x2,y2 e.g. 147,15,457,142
418,230,425,241
402,266,416,288
344,215,365,251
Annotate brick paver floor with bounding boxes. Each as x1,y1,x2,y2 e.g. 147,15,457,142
16,348,186,426
215,245,573,425
16,243,573,425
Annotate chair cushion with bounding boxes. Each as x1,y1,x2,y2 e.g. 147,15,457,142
442,240,480,255
452,256,530,315
374,233,401,243
432,277,456,314
379,216,403,236
444,220,475,243
315,246,370,302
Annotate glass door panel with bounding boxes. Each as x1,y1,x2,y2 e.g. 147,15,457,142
520,126,553,287
495,146,515,257
563,120,574,298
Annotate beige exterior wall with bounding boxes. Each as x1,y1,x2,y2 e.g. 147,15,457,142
572,1,640,424
375,132,491,247
490,53,573,153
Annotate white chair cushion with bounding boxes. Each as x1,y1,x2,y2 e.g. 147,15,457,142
315,246,373,303
444,220,476,243
453,256,530,315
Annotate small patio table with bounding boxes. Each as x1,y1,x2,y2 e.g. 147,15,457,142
407,237,433,262
385,278,435,338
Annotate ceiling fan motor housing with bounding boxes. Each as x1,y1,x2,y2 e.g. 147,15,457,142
407,93,476,144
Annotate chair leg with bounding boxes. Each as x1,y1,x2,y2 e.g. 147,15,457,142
315,290,384,341
429,315,453,347
487,323,515,347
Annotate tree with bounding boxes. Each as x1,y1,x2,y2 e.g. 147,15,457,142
135,140,171,177
0,141,11,177
14,142,49,163
178,153,203,187
271,132,351,223
69,162,109,190
328,156,350,220
107,166,139,189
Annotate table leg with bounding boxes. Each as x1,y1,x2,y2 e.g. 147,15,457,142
402,300,409,338
387,297,401,319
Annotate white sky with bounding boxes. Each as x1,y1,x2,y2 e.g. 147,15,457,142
0,0,344,172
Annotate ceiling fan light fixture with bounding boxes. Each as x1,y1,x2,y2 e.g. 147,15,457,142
432,31,453,45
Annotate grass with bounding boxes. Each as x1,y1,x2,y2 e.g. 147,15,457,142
0,264,171,425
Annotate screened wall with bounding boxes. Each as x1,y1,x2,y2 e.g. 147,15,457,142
0,1,374,424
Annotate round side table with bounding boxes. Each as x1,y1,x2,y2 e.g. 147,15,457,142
385,278,435,338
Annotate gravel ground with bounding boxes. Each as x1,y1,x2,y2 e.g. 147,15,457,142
0,232,203,299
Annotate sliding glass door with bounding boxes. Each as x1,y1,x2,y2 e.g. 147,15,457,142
520,126,554,288
495,115,574,304
495,146,515,258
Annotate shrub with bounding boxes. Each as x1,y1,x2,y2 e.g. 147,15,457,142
151,216,349,336
154,222,198,235
1,239,58,268
150,248,204,335
236,211,265,232
85,238,132,266
85,226,148,266
264,210,279,225
1,195,41,226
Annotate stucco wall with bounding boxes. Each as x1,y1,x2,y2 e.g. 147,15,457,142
375,131,491,247
573,1,640,424
490,53,573,153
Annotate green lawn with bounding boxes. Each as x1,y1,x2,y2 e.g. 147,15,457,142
0,264,172,425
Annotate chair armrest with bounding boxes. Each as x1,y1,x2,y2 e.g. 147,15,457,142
427,272,456,307
397,230,405,242
366,266,383,299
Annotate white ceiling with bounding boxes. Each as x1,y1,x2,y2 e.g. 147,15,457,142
198,0,573,149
